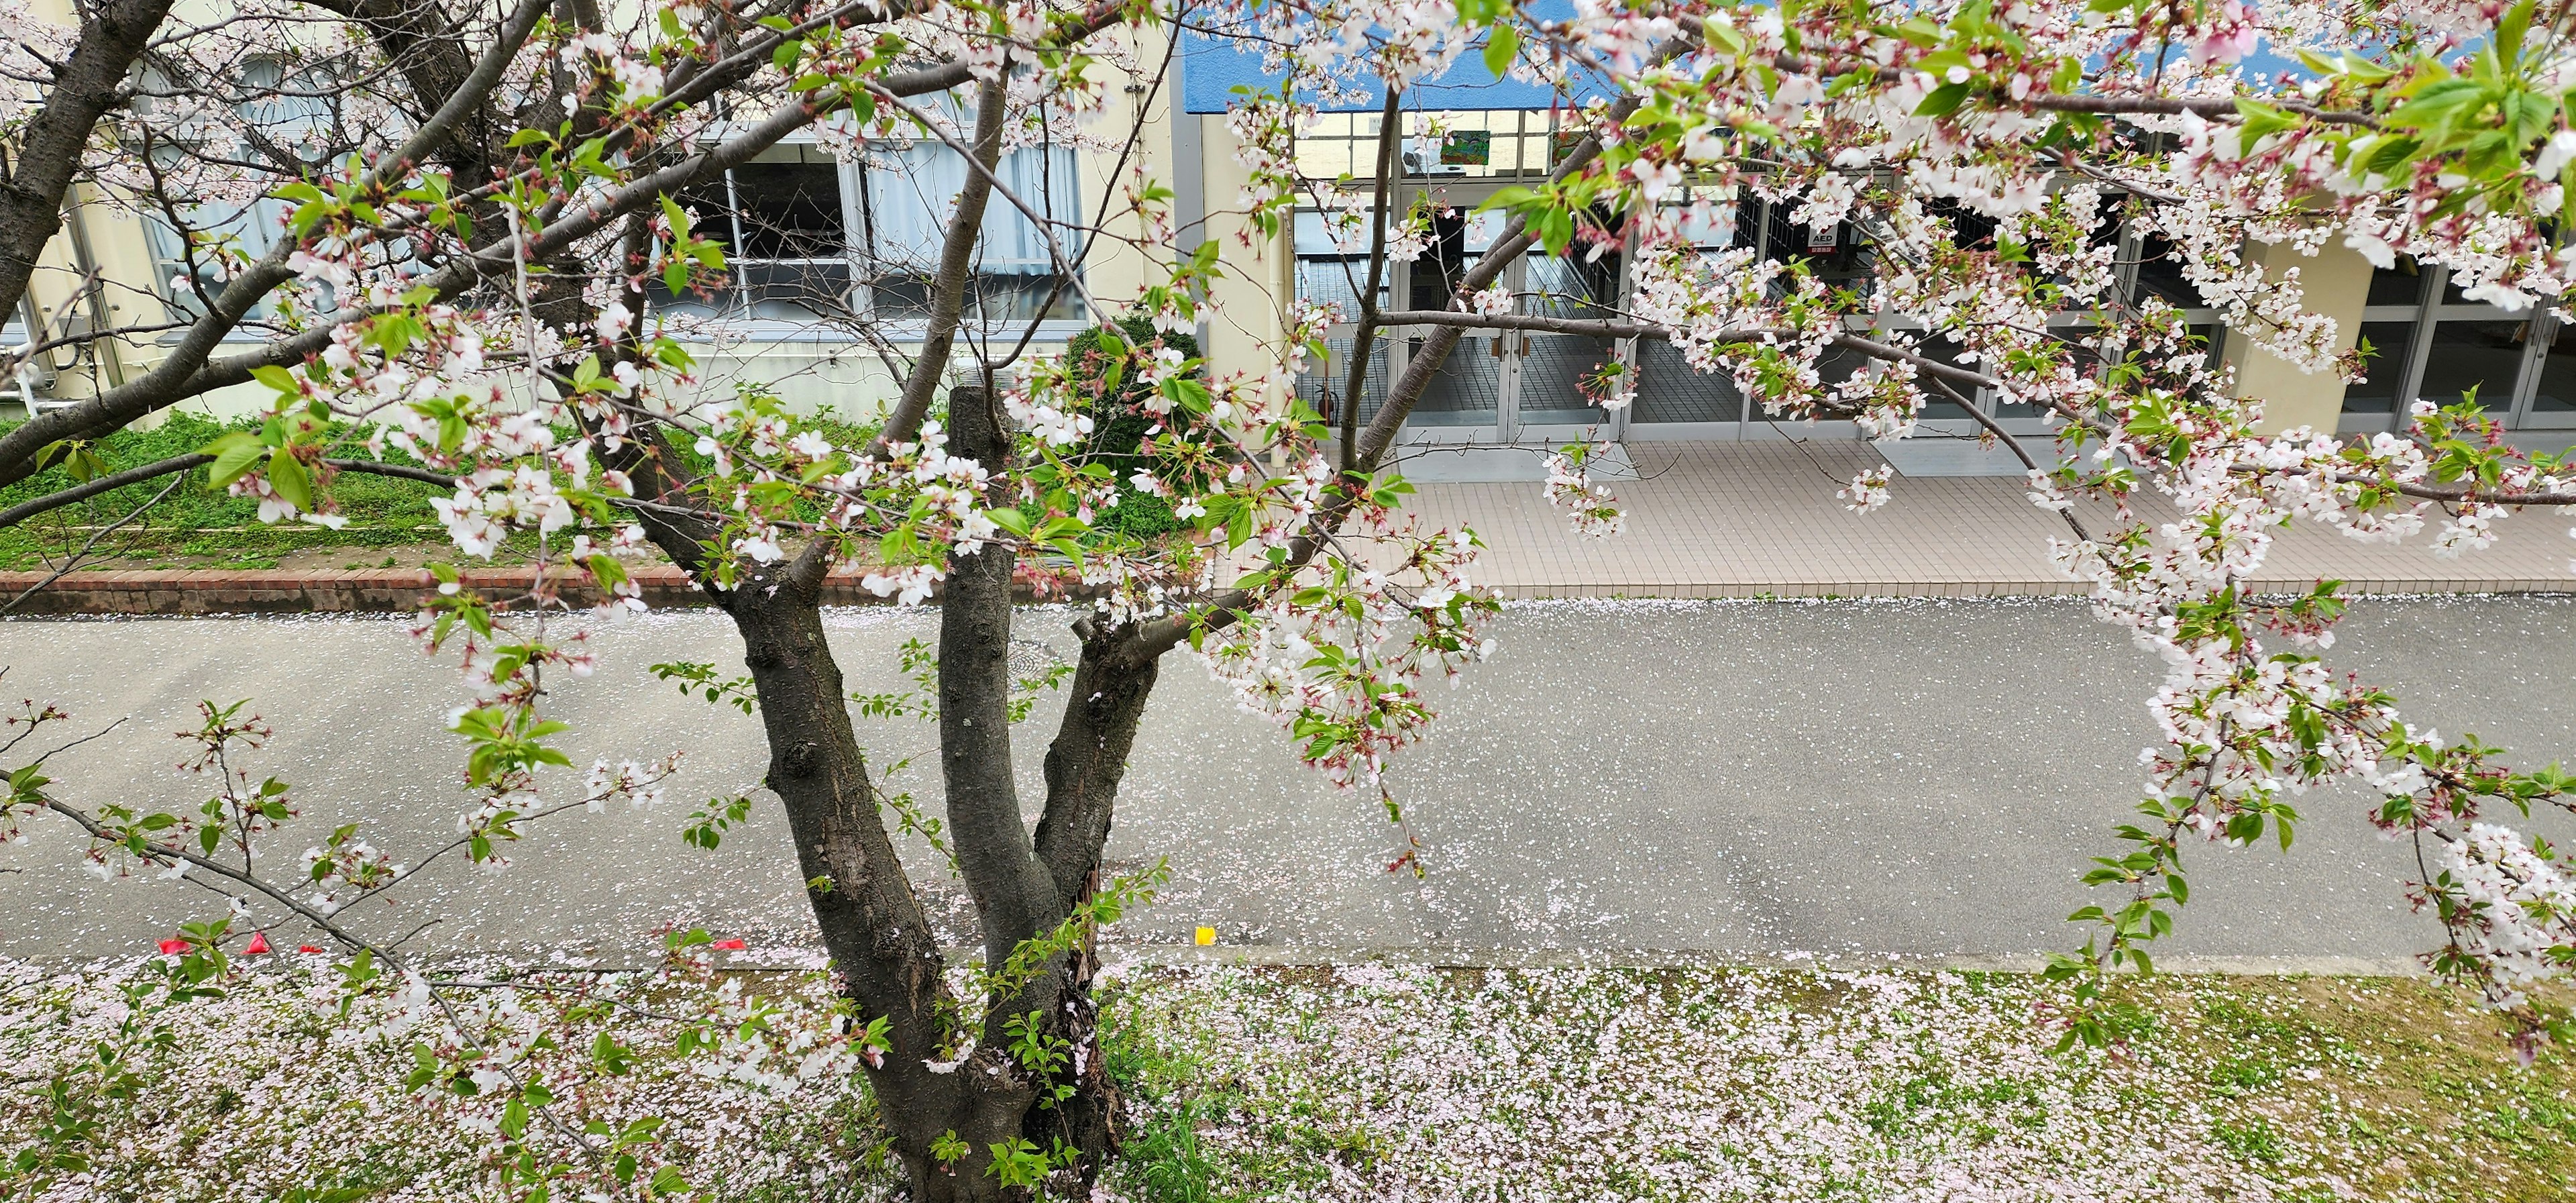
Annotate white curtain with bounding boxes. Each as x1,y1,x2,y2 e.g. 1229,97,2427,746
865,142,1079,275
146,193,295,313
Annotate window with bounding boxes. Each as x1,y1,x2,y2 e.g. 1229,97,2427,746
146,191,298,321
143,56,334,323
659,139,1081,324
2414,319,2534,410
2129,231,2206,309
2368,258,2428,307
2525,319,2576,426
1293,109,1570,182
669,155,850,320
863,140,1081,322
2339,260,2551,430
2342,321,2422,414
1289,179,2231,434
1756,197,1873,289
1291,209,1387,317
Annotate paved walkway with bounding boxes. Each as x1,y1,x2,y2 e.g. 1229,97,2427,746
1408,439,2576,598
5,599,2572,966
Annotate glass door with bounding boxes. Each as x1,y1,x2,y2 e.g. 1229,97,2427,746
1627,194,1746,435
1511,243,1622,437
1401,206,1507,434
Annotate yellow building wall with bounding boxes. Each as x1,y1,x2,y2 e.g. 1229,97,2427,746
1189,114,1294,382
11,0,176,411
2220,240,2373,435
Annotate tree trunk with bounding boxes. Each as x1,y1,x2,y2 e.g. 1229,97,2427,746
1020,939,1122,1186
722,582,1055,1200
1018,621,1165,1178
714,390,1155,1199
602,374,1169,1197
0,0,176,325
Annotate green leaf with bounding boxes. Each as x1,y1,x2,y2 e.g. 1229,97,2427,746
203,433,268,488
1483,24,1519,79
2234,98,2296,148
2498,0,2536,64
249,364,303,397
266,449,313,512
1915,82,1972,117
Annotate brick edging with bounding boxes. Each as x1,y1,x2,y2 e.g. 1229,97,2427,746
0,568,2567,617
0,566,951,616
1479,580,2576,600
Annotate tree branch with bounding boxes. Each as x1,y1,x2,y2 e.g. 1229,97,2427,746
868,75,1011,458
0,452,209,529
934,384,1065,977
1342,86,1407,476
0,0,177,324
1030,621,1159,909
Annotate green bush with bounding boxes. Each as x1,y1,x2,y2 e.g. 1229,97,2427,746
1062,314,1203,473
1095,488,1182,539
1061,314,1204,539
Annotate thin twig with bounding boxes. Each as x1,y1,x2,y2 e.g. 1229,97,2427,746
3,474,184,615
1923,375,2092,541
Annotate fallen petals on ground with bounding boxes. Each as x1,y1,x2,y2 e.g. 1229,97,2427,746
3,960,2568,1201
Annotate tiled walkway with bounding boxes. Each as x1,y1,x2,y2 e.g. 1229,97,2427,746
1408,440,2576,598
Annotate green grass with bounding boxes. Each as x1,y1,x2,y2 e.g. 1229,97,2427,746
1096,967,2576,1203
0,414,451,570
0,411,889,570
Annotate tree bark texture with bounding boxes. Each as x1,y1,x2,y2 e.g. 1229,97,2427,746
690,389,1161,1199
0,0,176,325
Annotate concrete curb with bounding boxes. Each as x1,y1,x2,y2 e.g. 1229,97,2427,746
119,947,2406,978
0,568,2567,615
1479,580,2576,600
0,566,1071,615
5,946,2422,977
1077,946,2424,976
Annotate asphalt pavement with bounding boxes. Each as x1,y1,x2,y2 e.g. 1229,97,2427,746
3,596,2571,969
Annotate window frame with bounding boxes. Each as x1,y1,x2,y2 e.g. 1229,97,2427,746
654,130,1088,339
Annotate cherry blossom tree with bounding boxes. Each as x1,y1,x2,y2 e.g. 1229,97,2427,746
6,0,2576,1196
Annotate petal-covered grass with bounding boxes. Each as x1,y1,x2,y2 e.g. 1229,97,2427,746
1102,965,2576,1202
0,959,890,1202
3,959,2568,1201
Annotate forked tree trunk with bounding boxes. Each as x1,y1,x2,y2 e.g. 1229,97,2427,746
697,389,1157,1200
720,582,1044,1200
